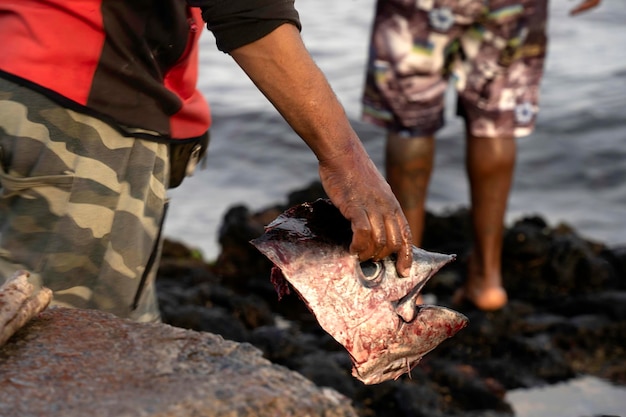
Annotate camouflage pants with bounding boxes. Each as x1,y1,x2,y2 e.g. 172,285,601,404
362,0,548,138
0,77,168,322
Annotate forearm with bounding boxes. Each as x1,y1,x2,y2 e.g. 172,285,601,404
229,23,366,164
228,22,413,274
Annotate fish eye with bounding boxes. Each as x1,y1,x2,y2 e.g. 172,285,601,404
358,260,384,288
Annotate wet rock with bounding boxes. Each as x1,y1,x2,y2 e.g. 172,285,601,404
0,307,357,417
427,361,512,413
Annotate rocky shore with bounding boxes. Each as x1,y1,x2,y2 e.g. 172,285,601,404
156,181,626,417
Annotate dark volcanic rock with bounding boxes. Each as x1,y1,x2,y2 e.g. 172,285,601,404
155,181,626,417
0,307,357,417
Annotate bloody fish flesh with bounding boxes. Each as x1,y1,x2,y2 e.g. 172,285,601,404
251,199,468,385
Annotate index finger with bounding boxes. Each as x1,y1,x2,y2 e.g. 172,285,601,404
384,215,413,277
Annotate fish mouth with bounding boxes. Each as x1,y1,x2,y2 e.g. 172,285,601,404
392,260,449,323
392,286,423,323
390,249,456,323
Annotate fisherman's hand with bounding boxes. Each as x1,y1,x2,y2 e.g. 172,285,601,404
318,145,413,277
570,0,601,15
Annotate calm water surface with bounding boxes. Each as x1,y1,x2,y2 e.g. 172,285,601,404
166,1,626,415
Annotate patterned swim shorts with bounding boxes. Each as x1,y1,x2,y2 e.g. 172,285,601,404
0,77,169,322
361,0,548,138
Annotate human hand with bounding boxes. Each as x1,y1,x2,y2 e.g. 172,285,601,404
317,145,413,277
570,0,601,15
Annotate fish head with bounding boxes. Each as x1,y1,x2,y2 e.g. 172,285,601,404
251,199,468,384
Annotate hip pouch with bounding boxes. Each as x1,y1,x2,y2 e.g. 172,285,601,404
168,132,210,189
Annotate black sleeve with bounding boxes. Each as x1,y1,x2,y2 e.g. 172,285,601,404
187,0,301,53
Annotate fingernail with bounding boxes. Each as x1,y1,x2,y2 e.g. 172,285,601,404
399,264,410,277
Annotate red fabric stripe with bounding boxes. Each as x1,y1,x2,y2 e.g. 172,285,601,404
166,7,212,139
0,0,105,105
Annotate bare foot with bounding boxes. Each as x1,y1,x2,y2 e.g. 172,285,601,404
452,285,507,311
452,253,508,311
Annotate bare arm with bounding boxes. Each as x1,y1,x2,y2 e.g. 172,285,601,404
570,0,601,15
229,23,413,275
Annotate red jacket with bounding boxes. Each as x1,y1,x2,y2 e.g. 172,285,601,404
0,0,210,141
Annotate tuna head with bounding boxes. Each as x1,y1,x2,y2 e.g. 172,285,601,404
250,199,468,385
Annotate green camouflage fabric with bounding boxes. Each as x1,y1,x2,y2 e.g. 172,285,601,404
362,0,548,138
0,78,168,322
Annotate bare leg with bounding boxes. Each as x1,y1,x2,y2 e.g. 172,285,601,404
456,134,515,311
385,132,435,247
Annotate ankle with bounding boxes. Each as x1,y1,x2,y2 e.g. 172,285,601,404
467,252,502,289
